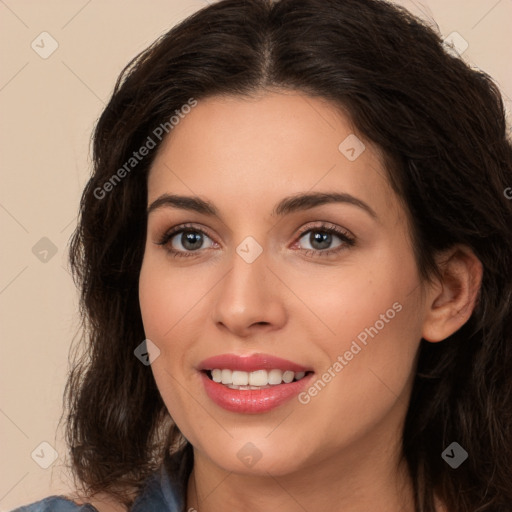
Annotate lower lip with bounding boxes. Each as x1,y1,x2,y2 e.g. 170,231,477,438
200,371,314,413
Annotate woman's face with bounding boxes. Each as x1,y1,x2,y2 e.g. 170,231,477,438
139,90,427,476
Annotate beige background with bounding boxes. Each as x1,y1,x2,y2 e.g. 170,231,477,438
1,0,511,510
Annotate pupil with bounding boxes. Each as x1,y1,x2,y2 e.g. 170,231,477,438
183,231,202,250
311,232,331,250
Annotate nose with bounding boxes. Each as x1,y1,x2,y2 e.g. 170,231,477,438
211,245,287,338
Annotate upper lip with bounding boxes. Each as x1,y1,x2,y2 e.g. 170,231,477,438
198,353,312,373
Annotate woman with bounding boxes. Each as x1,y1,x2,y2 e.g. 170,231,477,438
11,0,512,510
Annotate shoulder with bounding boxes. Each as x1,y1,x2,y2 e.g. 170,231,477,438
11,449,188,512
68,492,128,512
9,495,99,512
10,492,133,512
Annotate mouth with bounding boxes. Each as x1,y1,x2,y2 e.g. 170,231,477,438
197,353,315,413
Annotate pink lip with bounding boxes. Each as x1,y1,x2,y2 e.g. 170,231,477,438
200,372,315,414
198,353,311,372
197,353,314,414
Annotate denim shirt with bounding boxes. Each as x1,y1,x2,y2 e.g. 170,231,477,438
9,449,189,512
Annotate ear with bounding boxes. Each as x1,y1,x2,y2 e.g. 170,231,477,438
422,245,483,343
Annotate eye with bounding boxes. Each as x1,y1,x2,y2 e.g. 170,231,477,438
294,222,355,258
155,223,216,258
155,221,355,259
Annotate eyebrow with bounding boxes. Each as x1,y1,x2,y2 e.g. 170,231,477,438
147,191,378,220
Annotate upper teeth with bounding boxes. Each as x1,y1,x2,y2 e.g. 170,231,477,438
210,369,306,386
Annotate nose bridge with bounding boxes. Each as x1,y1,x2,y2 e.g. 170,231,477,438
223,234,269,303
212,232,285,333
220,215,271,284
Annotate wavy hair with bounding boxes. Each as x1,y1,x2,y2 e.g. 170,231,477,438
62,0,512,510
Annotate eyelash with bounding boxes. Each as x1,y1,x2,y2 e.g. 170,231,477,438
155,222,356,259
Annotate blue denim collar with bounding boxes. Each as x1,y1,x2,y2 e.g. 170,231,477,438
130,447,189,512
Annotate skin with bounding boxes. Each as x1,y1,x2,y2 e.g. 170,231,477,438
134,90,482,512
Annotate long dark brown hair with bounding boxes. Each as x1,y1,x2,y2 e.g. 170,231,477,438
62,0,512,510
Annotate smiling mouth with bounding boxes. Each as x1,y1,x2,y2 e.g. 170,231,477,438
202,369,314,390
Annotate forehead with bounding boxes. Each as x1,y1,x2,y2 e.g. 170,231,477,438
147,91,399,221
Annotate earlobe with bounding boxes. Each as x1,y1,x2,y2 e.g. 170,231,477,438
421,245,483,343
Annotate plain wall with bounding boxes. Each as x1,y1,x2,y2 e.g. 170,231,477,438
1,0,511,509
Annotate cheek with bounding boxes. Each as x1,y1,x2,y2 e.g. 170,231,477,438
138,259,169,341
138,249,204,342
325,260,421,410
296,282,421,448
301,239,422,389
138,252,203,436
295,245,420,348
